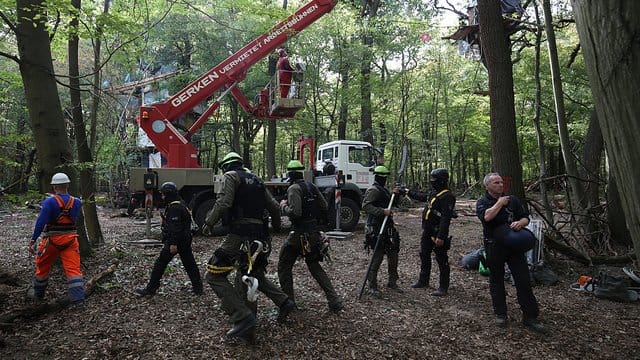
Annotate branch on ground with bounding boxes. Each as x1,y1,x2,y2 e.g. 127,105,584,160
0,262,118,325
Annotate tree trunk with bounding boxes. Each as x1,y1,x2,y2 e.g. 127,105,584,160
241,116,262,171
229,99,241,154
477,0,524,199
572,0,640,263
607,174,632,246
582,110,603,208
264,0,288,178
338,51,349,140
90,0,111,153
531,2,554,224
359,0,380,146
16,0,76,193
69,0,103,251
13,113,29,193
266,121,276,178
543,0,588,209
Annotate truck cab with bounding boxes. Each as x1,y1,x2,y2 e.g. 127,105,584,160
315,140,379,191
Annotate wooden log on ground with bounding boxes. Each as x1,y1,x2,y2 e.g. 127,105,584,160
0,262,118,324
0,270,22,286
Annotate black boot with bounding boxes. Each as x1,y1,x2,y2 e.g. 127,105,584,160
135,287,156,297
431,288,447,296
277,299,296,323
387,281,404,293
192,284,203,295
411,279,429,288
226,313,257,337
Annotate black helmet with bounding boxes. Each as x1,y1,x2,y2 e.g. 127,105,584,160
160,181,177,194
430,168,449,181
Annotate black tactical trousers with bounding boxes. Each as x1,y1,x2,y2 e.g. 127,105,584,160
485,239,539,319
147,238,202,293
418,230,450,290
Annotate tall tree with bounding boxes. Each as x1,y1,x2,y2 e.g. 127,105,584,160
572,0,640,262
542,0,587,207
265,0,288,179
358,0,380,146
15,0,76,192
477,0,525,199
69,0,103,249
531,1,554,224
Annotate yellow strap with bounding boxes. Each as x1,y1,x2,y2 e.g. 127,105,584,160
207,242,254,275
424,189,449,221
206,264,237,274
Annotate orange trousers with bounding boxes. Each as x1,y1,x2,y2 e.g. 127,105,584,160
33,234,84,302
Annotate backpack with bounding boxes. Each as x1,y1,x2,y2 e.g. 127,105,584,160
594,272,638,302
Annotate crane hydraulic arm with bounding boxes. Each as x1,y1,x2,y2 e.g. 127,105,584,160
137,0,338,168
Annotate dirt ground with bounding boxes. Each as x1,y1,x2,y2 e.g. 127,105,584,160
0,199,639,359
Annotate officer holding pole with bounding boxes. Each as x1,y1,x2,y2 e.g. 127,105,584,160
360,166,402,298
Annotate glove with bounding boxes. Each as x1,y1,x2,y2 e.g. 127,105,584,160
392,184,407,196
29,240,36,255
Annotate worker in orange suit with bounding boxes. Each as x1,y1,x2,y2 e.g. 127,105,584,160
29,172,84,307
276,48,295,98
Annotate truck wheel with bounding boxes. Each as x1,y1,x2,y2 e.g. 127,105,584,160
331,197,360,231
192,198,227,236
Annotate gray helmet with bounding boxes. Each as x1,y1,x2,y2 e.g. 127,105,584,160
160,181,177,194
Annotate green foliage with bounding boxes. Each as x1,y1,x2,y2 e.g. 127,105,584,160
1,0,597,194
3,189,42,206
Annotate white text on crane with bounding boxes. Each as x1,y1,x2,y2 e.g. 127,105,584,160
171,73,219,107
170,3,319,108
263,4,319,44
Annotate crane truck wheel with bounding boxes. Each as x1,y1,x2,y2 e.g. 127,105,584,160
330,197,360,232
192,198,227,236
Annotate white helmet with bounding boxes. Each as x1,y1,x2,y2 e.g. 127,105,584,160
51,172,71,185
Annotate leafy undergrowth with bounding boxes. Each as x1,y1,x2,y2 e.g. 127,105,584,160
1,200,638,359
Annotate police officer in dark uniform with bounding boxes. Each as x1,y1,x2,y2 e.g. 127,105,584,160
476,172,545,333
362,165,402,297
136,181,203,296
278,160,343,313
396,168,456,296
203,152,295,343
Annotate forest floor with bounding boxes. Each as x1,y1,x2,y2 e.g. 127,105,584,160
0,198,639,359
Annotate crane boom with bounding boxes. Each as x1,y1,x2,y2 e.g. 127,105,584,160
137,0,338,168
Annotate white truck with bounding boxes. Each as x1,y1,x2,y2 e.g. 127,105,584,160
263,138,381,231
128,138,381,232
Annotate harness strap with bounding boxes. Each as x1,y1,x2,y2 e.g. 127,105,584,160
53,195,75,215
206,264,237,274
424,189,449,221
206,239,264,275
46,195,76,232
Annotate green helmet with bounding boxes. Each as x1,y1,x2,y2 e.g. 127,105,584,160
373,165,391,177
220,152,242,167
286,160,305,173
